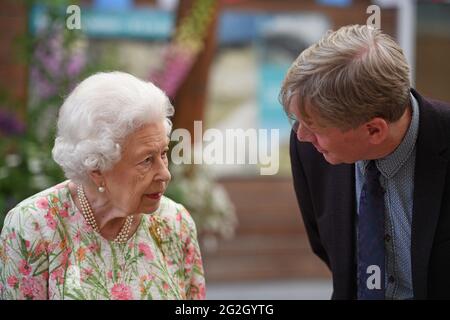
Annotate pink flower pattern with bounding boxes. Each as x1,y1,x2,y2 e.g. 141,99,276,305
59,209,69,218
36,198,49,210
44,212,57,230
7,276,18,288
19,260,31,276
0,181,205,300
20,277,43,299
111,283,133,300
50,268,65,285
138,243,154,261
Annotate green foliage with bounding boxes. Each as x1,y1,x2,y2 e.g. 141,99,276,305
0,0,115,229
165,164,237,242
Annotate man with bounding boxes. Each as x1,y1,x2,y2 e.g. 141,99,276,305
280,24,450,299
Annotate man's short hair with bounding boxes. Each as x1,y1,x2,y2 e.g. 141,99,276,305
279,24,411,130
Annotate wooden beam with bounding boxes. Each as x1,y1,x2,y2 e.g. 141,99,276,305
171,0,221,141
0,1,28,119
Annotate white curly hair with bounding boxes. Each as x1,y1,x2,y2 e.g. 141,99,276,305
52,71,174,185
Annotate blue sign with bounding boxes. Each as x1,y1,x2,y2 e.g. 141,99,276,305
317,0,351,7
93,0,134,11
30,5,174,40
258,62,291,141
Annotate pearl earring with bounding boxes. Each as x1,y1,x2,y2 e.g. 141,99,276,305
98,185,105,193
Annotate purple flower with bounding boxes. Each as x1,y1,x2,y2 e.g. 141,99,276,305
66,51,86,77
0,109,25,136
30,30,86,100
30,68,58,99
150,45,196,98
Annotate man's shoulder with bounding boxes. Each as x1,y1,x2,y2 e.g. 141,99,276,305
415,90,450,147
415,90,450,120
423,97,450,115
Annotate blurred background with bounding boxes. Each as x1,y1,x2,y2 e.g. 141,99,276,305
1,0,449,299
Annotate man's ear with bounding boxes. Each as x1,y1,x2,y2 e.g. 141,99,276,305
365,117,389,144
87,170,104,188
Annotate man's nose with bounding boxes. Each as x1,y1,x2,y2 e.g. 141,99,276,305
296,123,316,143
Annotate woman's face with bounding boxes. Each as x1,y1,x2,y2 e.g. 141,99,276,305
101,122,171,215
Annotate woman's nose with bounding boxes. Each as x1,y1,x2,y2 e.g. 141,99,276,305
154,159,171,183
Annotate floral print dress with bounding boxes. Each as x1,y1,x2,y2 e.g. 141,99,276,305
0,181,206,300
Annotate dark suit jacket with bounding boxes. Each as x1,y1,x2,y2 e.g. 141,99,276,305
290,89,450,299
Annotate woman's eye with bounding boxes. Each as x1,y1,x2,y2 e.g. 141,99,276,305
142,156,153,165
161,150,168,159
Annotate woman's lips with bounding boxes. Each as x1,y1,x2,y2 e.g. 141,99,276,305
145,193,162,200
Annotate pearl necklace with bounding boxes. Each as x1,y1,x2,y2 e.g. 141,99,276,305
76,185,134,244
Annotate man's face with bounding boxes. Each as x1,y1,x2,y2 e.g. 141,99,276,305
288,97,372,165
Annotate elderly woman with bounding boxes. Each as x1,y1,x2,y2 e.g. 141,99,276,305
0,72,205,300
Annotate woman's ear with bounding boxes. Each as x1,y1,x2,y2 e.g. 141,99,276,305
365,117,389,145
87,170,104,188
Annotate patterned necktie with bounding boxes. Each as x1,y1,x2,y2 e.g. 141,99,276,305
357,160,385,300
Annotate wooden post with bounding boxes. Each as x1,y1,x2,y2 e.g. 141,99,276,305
171,0,221,142
0,1,28,119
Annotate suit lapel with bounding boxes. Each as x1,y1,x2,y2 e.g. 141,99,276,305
411,90,448,299
303,143,357,299
328,163,357,299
